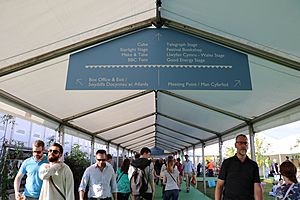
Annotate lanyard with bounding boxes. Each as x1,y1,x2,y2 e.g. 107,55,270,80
282,183,294,200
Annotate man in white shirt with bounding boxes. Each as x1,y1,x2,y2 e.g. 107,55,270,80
182,154,194,193
79,149,117,200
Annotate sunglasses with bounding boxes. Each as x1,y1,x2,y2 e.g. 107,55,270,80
33,151,42,154
236,141,248,145
48,149,60,155
97,158,106,162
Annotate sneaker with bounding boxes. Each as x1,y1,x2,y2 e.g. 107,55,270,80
187,189,189,193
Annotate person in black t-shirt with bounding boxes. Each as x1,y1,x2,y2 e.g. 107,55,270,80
215,134,263,200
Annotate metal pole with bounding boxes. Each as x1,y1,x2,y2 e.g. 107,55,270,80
202,143,206,194
193,145,196,169
117,145,120,170
90,136,95,165
218,137,223,165
107,142,110,154
248,123,256,161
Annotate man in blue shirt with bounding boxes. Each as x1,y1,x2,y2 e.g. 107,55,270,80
14,140,48,200
79,149,117,200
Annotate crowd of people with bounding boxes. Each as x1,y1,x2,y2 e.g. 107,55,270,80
13,136,300,200
13,140,197,200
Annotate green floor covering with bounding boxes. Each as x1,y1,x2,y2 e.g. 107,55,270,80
153,182,211,200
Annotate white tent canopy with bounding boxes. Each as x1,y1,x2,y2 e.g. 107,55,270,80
1,1,300,154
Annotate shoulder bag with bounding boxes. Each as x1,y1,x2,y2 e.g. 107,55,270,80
50,176,65,199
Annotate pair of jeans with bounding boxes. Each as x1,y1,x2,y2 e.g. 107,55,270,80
163,189,179,200
25,198,38,200
116,192,130,200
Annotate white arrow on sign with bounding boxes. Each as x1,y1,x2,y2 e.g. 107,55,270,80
76,79,84,86
234,80,241,87
155,33,162,41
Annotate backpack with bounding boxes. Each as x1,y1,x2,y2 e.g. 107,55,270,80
130,165,150,196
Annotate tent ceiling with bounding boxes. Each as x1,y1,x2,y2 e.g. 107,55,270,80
1,1,300,154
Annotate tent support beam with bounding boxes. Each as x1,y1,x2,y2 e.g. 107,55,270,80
156,138,183,149
157,124,203,142
158,112,220,136
0,89,120,146
131,142,155,152
94,112,156,135
108,124,155,142
156,135,187,148
202,143,207,194
251,98,300,123
248,123,256,161
0,18,155,77
159,90,250,122
63,90,154,121
156,144,176,153
218,137,223,165
126,139,155,149
156,141,179,151
90,136,95,165
121,132,155,146
157,130,193,145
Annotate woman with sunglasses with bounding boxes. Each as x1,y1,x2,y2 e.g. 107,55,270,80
275,161,300,200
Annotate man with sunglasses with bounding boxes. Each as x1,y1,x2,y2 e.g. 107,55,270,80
38,143,74,200
14,140,48,200
79,149,117,200
215,134,263,200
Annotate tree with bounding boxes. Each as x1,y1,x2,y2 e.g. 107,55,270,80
64,144,90,200
0,114,16,200
255,136,270,168
290,139,300,158
225,147,235,158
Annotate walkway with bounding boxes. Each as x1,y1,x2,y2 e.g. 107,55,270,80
154,182,211,200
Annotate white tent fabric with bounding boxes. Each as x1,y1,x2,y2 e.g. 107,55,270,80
0,1,300,154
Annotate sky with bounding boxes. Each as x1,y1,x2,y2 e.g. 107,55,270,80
194,120,300,156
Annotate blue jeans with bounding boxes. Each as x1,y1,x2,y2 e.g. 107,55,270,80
163,189,179,200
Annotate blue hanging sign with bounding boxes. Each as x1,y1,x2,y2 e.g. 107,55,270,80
66,28,251,90
150,147,165,155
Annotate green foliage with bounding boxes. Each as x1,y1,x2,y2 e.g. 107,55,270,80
255,136,270,168
0,147,9,200
290,139,300,158
0,114,16,200
64,144,90,200
224,136,270,167
225,147,235,158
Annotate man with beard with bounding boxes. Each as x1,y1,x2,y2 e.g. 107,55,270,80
215,134,263,200
79,149,117,200
14,140,48,200
38,143,74,200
